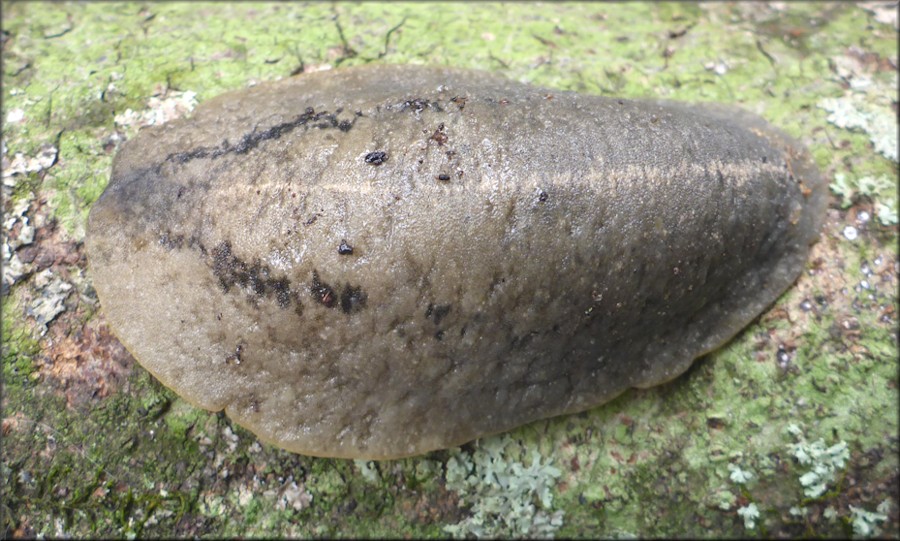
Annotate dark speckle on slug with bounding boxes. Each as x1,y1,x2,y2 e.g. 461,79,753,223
364,151,387,165
340,284,367,314
310,270,337,308
85,64,826,460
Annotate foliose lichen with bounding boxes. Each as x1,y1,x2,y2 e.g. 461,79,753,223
786,423,850,499
443,435,564,539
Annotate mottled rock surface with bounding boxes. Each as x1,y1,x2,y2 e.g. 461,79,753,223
86,65,826,459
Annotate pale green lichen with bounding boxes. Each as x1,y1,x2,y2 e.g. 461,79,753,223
737,503,760,530
830,172,899,225
786,424,850,499
817,72,899,163
822,73,899,226
727,423,889,534
727,463,754,485
443,435,564,539
353,460,381,484
874,200,898,226
849,502,889,538
715,489,737,511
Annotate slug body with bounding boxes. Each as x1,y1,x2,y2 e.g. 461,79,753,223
86,65,825,459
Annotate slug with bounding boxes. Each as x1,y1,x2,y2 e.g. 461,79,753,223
86,65,826,459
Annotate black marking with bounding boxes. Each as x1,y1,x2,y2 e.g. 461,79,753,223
271,277,292,308
340,284,367,314
425,303,451,325
225,343,244,365
310,270,337,308
166,108,358,165
159,232,185,250
211,240,298,310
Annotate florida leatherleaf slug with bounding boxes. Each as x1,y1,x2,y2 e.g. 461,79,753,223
86,65,826,459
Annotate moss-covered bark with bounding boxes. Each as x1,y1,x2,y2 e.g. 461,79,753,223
2,2,897,538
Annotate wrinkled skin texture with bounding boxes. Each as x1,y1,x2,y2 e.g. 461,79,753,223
86,65,826,459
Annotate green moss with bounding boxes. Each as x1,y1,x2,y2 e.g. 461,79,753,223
6,172,40,206
1,367,205,537
1,310,40,385
161,400,204,441
29,128,109,235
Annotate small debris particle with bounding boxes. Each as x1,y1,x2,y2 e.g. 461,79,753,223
6,108,25,123
113,91,198,129
225,343,244,365
704,61,729,75
2,144,58,179
338,240,354,255
776,345,791,369
450,96,467,109
842,317,860,330
364,151,388,165
26,269,73,335
430,123,448,145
